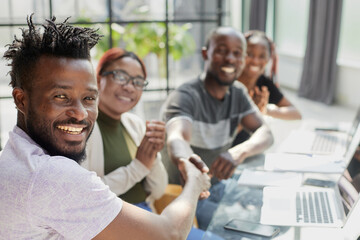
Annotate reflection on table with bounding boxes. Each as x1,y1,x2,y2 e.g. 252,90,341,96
201,168,355,239
201,117,360,240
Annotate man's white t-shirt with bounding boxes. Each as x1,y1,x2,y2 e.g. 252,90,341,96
0,126,122,239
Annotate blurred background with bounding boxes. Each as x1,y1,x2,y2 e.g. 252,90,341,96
0,0,359,149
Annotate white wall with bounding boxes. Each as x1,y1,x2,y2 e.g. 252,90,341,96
277,54,303,90
335,63,360,109
277,53,360,109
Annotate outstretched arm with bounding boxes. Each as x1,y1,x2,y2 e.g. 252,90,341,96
209,111,273,179
229,111,274,164
166,118,194,166
166,118,210,198
166,118,209,173
93,158,211,240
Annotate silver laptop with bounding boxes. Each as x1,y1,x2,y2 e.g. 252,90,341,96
260,157,360,227
277,107,360,156
264,116,360,173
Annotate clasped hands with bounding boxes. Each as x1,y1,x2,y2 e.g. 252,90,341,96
136,120,166,170
178,151,239,200
249,86,269,114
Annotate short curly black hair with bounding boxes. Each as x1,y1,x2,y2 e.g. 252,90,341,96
3,14,101,90
204,26,246,51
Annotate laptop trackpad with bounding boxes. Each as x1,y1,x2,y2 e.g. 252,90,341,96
268,198,291,212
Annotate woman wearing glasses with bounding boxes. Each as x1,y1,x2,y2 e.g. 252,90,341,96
82,47,168,212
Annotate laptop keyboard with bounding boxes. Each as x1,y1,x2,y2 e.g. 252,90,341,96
311,134,338,153
296,191,334,224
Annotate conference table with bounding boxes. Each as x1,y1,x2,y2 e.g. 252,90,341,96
201,117,360,240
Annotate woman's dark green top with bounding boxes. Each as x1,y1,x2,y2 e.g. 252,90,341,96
97,110,147,203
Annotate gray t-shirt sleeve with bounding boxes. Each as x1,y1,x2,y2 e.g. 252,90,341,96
28,157,122,239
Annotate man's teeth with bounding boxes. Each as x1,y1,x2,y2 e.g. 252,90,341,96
250,66,260,71
221,67,235,73
119,96,131,102
57,126,83,134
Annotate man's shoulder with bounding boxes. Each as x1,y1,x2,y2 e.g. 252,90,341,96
28,153,90,184
0,151,121,240
27,155,110,208
162,78,203,121
231,81,250,99
232,80,248,92
175,77,202,93
3,127,80,171
165,77,203,106
42,156,88,174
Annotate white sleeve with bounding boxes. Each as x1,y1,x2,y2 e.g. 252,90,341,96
101,158,150,196
29,158,122,240
83,121,150,196
144,153,168,202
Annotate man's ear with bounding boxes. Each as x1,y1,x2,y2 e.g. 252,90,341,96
12,87,27,115
201,47,208,60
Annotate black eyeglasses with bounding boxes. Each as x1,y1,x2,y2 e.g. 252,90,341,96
101,70,148,90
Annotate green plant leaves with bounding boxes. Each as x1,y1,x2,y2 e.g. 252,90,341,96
122,22,196,60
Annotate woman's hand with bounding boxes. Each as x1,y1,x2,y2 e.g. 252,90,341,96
251,86,269,114
136,120,166,169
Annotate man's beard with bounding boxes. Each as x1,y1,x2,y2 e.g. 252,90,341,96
208,71,235,86
26,109,90,164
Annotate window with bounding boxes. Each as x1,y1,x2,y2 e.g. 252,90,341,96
338,0,360,64
265,0,274,40
274,0,309,57
0,0,228,148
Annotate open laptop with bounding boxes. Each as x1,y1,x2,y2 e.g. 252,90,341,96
260,156,360,227
263,117,360,173
277,107,360,156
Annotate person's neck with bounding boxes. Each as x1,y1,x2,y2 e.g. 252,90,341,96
16,113,27,133
203,73,229,101
238,72,259,91
98,105,122,121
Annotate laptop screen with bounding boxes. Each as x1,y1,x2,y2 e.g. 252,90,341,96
345,108,360,151
339,150,360,217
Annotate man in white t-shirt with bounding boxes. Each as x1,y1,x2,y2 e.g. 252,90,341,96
0,15,210,240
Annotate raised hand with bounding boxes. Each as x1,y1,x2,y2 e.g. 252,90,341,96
136,120,166,169
252,86,269,114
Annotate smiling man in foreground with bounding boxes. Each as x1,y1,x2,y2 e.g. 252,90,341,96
0,15,210,240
